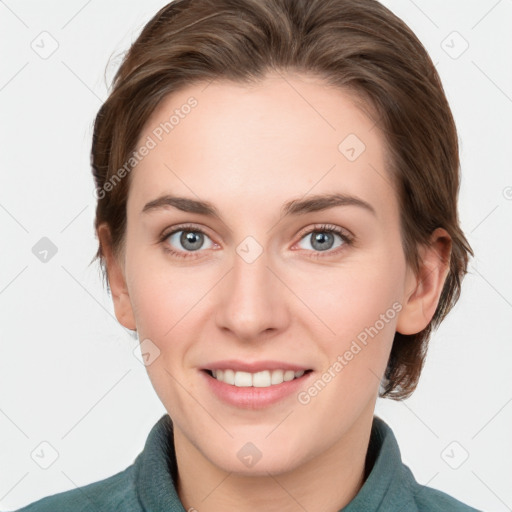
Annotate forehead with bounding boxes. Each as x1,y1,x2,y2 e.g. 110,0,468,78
128,71,397,223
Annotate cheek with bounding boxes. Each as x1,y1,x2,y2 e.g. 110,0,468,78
298,257,404,343
128,273,173,338
125,252,213,415
289,251,406,402
125,241,211,337
292,265,402,424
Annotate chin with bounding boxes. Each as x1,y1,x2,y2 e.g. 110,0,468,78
204,440,308,477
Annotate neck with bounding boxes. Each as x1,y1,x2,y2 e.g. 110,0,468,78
173,405,375,512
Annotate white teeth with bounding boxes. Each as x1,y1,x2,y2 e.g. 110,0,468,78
271,369,283,385
252,370,271,388
283,370,295,382
223,369,235,385
234,371,252,387
210,369,308,387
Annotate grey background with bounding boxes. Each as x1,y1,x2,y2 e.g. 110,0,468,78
1,0,511,510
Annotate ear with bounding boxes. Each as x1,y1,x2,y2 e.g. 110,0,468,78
396,227,452,335
97,224,136,331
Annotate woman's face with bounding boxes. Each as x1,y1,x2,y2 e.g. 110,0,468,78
111,71,420,474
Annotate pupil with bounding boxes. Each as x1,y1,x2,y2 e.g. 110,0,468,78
181,231,203,251
312,232,333,251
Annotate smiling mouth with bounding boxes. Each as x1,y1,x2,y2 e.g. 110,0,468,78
203,368,313,387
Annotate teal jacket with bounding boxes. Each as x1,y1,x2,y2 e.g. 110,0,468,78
12,414,481,511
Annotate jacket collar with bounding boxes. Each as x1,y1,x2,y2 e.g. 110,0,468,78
134,413,411,511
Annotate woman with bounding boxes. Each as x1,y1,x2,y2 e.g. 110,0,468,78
15,0,479,510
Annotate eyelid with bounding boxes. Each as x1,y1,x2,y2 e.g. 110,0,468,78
294,223,354,243
290,223,354,256
159,223,219,254
160,222,216,241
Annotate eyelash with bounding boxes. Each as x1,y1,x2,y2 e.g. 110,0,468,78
299,224,354,259
159,223,354,260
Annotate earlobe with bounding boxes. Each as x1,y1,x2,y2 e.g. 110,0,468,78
396,228,452,335
97,224,136,331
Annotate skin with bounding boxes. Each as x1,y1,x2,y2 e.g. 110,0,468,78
98,70,451,512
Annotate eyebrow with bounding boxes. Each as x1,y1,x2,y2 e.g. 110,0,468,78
141,193,376,218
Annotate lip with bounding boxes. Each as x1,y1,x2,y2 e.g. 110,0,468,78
201,359,311,372
200,367,314,409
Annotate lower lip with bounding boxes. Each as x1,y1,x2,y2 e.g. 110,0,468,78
200,370,312,409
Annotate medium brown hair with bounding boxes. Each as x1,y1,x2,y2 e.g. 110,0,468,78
90,0,473,399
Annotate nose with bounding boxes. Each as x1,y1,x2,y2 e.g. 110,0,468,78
214,245,290,342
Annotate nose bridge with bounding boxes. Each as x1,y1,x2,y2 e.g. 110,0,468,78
215,240,288,339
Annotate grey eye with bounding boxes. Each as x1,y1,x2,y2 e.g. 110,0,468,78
167,230,214,252
297,231,344,252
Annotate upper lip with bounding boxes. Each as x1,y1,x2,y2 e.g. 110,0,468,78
201,360,311,373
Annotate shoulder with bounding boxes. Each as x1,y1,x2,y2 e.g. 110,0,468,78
11,463,140,512
412,483,482,512
366,416,482,512
12,414,179,512
401,464,482,512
